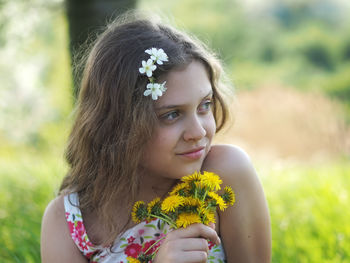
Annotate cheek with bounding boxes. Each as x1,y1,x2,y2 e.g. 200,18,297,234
151,126,180,151
206,114,216,139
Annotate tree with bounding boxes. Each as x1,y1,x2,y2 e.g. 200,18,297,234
65,0,137,98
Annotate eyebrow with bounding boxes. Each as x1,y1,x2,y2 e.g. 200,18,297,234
155,90,213,111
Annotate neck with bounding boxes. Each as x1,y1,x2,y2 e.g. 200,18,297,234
137,170,179,201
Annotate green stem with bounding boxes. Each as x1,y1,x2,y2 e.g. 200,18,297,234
151,246,162,260
160,212,176,224
144,235,167,255
149,214,177,228
201,190,208,202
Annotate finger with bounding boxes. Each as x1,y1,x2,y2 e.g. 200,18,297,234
176,238,209,253
182,251,208,263
169,223,220,245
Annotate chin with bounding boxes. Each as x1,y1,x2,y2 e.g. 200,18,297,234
182,162,204,176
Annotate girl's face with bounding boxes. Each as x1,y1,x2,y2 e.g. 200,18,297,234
141,61,216,180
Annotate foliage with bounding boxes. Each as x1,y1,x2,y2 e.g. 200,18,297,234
0,0,72,146
138,0,350,109
259,161,350,262
323,64,350,102
0,151,66,262
1,0,350,146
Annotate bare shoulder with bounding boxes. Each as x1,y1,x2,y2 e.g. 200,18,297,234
203,144,271,263
203,144,256,186
41,195,87,263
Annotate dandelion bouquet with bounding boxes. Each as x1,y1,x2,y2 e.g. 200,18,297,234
129,171,235,263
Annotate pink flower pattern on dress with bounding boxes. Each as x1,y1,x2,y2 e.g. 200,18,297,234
65,211,97,259
127,236,135,243
124,243,142,257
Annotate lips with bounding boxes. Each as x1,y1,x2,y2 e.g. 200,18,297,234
177,146,206,160
179,146,205,155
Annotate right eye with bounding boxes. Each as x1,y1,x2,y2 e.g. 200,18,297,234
161,111,180,122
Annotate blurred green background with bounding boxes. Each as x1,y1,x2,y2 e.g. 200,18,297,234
0,0,349,262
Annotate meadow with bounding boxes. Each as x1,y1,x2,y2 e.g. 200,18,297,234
1,0,350,262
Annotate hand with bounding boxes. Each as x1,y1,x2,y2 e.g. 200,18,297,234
153,223,220,263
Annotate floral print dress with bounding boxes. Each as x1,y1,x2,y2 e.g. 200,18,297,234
64,193,227,263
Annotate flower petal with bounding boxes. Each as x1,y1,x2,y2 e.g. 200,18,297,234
160,82,167,92
146,70,153,77
156,89,163,97
145,49,152,55
143,89,152,96
151,93,158,100
146,83,154,90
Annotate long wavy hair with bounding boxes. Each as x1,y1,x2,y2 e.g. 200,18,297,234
59,14,230,245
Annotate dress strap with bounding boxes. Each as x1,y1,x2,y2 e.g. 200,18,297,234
64,193,99,259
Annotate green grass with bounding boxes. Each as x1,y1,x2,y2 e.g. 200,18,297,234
259,161,350,262
0,150,66,263
0,151,349,262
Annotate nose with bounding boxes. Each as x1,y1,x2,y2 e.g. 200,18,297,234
183,115,206,142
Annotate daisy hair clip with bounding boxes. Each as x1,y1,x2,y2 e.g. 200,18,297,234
139,48,168,100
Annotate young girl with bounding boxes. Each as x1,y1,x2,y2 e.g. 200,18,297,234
41,14,271,263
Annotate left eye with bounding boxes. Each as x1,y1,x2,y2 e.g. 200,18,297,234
198,100,212,113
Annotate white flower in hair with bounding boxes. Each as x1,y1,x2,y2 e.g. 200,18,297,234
145,48,169,65
160,81,167,92
139,59,157,77
140,47,169,100
144,83,164,100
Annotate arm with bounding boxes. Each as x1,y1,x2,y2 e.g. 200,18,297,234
203,145,271,263
41,196,88,263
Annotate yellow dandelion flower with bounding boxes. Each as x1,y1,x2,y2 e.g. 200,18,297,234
147,197,161,215
206,211,216,224
169,182,189,196
199,207,216,225
176,212,201,228
199,207,209,225
183,196,202,207
208,192,227,211
127,257,141,263
132,201,148,223
194,181,204,189
222,186,235,206
161,195,184,213
181,171,202,183
201,171,222,191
